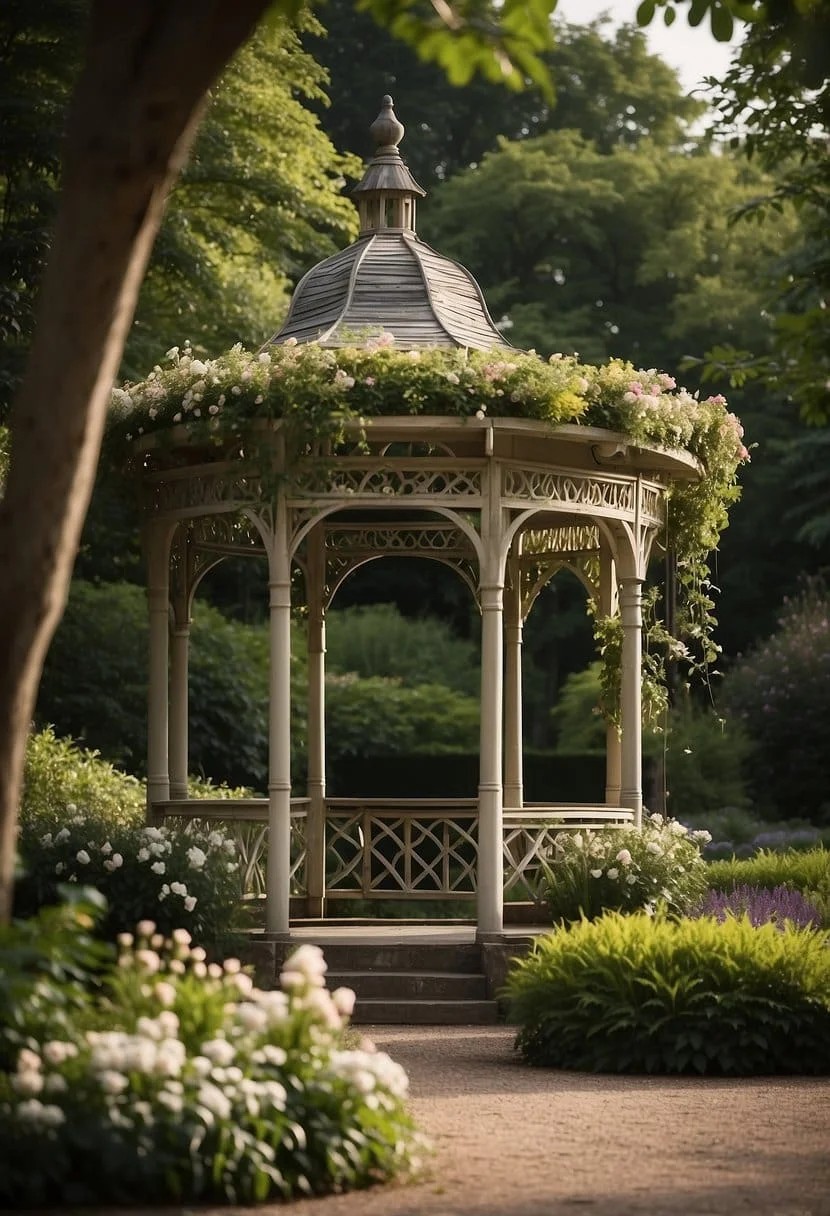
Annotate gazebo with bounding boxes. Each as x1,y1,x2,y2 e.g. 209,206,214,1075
135,97,702,942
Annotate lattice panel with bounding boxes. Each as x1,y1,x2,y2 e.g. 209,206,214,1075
502,821,560,902
149,470,263,515
325,813,365,891
504,465,637,516
290,460,483,502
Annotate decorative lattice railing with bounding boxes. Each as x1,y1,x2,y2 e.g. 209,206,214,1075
153,798,635,908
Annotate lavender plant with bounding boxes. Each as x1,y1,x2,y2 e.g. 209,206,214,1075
693,884,823,929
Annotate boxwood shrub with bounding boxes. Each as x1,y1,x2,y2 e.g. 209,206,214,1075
505,911,830,1075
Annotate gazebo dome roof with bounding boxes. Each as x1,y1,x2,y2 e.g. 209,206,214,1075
267,96,510,353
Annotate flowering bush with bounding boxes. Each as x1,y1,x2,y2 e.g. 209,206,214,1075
541,812,711,924
706,846,830,928
505,911,830,1074
0,922,419,1206
22,727,145,828
15,808,245,953
692,884,823,930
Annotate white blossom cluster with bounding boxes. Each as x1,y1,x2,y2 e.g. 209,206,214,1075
2,924,409,1174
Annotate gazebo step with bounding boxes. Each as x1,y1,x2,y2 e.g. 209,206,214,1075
350,997,499,1026
327,968,488,1001
318,941,484,974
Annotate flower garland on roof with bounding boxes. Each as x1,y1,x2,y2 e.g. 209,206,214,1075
109,337,749,712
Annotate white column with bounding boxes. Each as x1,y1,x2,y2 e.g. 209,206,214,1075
619,576,644,827
503,571,524,810
478,576,505,938
266,502,292,936
145,521,173,820
168,618,190,800
599,540,621,807
305,531,326,917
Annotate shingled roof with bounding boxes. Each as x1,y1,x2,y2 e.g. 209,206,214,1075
267,96,511,353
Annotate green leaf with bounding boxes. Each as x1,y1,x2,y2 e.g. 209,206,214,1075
636,0,657,25
710,3,734,41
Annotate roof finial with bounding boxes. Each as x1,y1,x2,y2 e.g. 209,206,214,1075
369,95,404,152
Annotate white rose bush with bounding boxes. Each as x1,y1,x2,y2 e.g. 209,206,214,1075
0,924,419,1206
541,813,711,923
15,808,245,952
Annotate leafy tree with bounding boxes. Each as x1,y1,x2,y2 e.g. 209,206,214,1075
424,130,796,367
308,7,702,185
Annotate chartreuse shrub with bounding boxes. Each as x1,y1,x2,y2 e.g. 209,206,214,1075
541,812,710,923
0,919,419,1207
22,727,145,827
505,912,830,1075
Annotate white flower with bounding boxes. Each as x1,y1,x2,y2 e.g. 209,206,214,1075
40,833,53,847
55,827,70,843
55,862,65,875
236,1002,268,1032
187,846,207,870
170,881,187,897
626,874,637,885
101,841,112,855
615,849,632,866
136,920,156,937
155,982,177,1007
76,850,90,865
197,1082,231,1120
285,944,327,985
43,1041,78,1066
137,847,150,862
151,861,165,875
184,896,197,912
172,928,192,946
201,1039,235,1067
646,841,662,855
332,987,356,1017
590,868,603,879
12,1070,44,1097
606,868,619,881
135,949,161,974
17,1099,65,1127
98,1070,128,1095
189,359,207,375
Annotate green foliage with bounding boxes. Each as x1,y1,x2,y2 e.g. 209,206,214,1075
124,13,360,379
707,847,830,901
553,664,751,818
326,674,479,758
310,7,702,187
22,727,145,828
327,604,480,696
0,425,8,490
0,927,417,1205
505,911,830,1074
0,888,110,1071
14,809,246,953
0,0,88,421
541,812,710,923
722,580,830,820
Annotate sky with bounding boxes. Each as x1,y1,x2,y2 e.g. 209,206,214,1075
553,0,743,96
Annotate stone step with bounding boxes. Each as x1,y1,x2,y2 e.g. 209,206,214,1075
326,968,488,1001
316,941,483,974
350,997,500,1026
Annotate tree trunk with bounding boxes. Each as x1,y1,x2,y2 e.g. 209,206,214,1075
0,0,269,923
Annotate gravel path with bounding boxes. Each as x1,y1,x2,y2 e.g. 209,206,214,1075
33,1024,830,1216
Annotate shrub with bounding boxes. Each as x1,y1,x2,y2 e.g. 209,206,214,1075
707,846,830,896
693,884,823,929
722,580,830,819
553,664,751,818
14,809,245,953
505,911,830,1074
22,727,145,828
541,812,710,923
326,604,480,696
0,923,418,1207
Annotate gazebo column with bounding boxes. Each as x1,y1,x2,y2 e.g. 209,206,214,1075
599,539,621,807
145,520,174,820
619,575,644,827
305,527,327,919
266,500,293,937
503,566,523,810
168,616,190,800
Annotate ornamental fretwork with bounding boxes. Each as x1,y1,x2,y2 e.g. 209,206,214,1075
288,459,483,502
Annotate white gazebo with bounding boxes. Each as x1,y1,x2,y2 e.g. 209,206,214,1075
138,97,699,942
